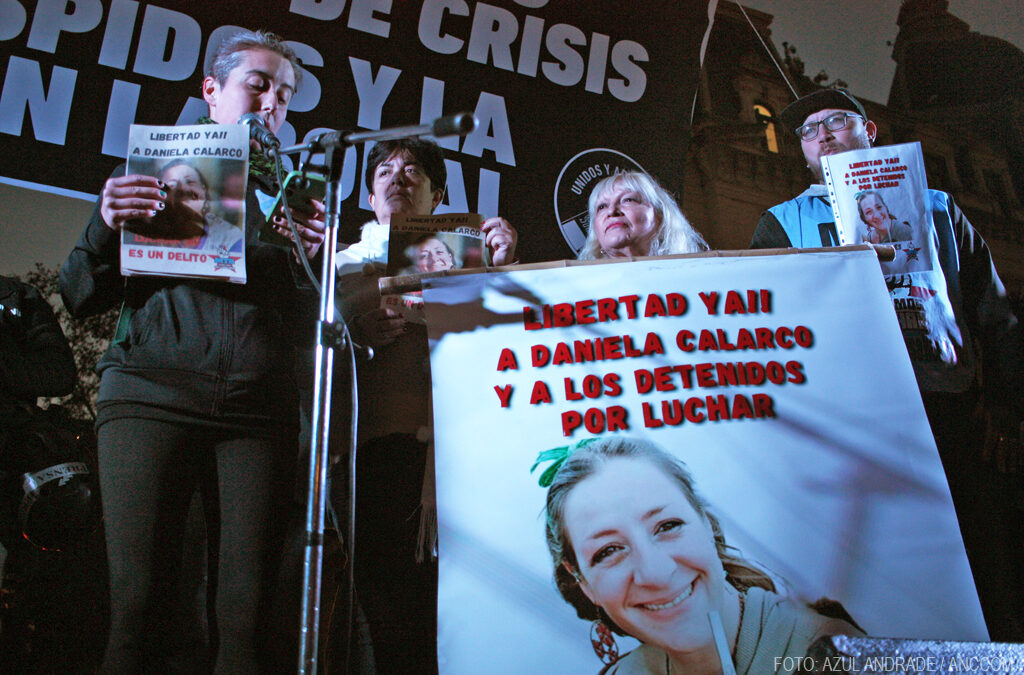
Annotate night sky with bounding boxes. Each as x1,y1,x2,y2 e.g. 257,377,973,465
743,0,1024,105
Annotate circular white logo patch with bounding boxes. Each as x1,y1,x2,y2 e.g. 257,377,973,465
554,149,645,255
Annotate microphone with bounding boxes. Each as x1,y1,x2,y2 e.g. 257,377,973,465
239,113,280,151
431,112,478,138
292,112,480,155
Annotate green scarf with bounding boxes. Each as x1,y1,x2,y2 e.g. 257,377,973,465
197,115,275,178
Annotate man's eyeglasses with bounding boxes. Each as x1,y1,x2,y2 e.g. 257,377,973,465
795,112,863,141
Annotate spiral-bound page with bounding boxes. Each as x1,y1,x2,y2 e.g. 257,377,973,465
819,155,847,244
820,142,934,275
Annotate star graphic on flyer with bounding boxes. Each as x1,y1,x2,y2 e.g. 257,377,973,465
213,252,241,272
904,245,921,262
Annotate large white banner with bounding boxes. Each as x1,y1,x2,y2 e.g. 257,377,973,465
424,248,985,674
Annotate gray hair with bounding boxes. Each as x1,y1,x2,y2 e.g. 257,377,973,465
578,171,707,260
207,30,302,89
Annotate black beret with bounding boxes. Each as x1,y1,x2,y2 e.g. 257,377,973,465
779,89,866,134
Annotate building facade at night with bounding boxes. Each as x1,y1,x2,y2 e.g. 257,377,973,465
683,1,1023,297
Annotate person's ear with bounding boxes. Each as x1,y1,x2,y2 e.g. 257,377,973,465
431,187,444,212
578,578,599,606
202,76,219,109
564,561,598,604
865,119,877,144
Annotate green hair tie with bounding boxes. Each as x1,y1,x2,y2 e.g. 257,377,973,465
531,438,600,487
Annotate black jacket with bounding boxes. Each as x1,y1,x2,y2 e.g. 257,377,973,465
60,169,315,425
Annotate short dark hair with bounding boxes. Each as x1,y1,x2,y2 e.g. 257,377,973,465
364,138,447,193
207,30,302,89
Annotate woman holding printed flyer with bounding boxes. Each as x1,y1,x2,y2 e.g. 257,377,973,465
59,30,325,672
333,136,518,673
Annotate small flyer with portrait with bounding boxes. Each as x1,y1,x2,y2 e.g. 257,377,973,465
120,124,249,284
820,141,933,276
822,141,965,388
379,212,486,323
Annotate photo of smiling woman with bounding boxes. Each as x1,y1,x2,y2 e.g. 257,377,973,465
578,171,707,260
405,233,458,274
856,190,913,244
123,159,244,252
538,437,863,675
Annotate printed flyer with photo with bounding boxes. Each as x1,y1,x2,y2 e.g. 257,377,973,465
379,212,486,323
822,142,965,388
120,124,249,283
821,141,932,276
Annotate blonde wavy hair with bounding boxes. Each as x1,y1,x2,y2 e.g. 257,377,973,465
578,171,707,260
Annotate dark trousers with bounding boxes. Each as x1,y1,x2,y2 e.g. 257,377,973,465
350,433,438,675
97,414,293,673
924,392,1024,641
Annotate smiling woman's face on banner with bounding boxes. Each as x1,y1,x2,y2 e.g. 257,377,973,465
565,457,731,658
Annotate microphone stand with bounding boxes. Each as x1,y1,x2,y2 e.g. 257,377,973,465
276,112,477,675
